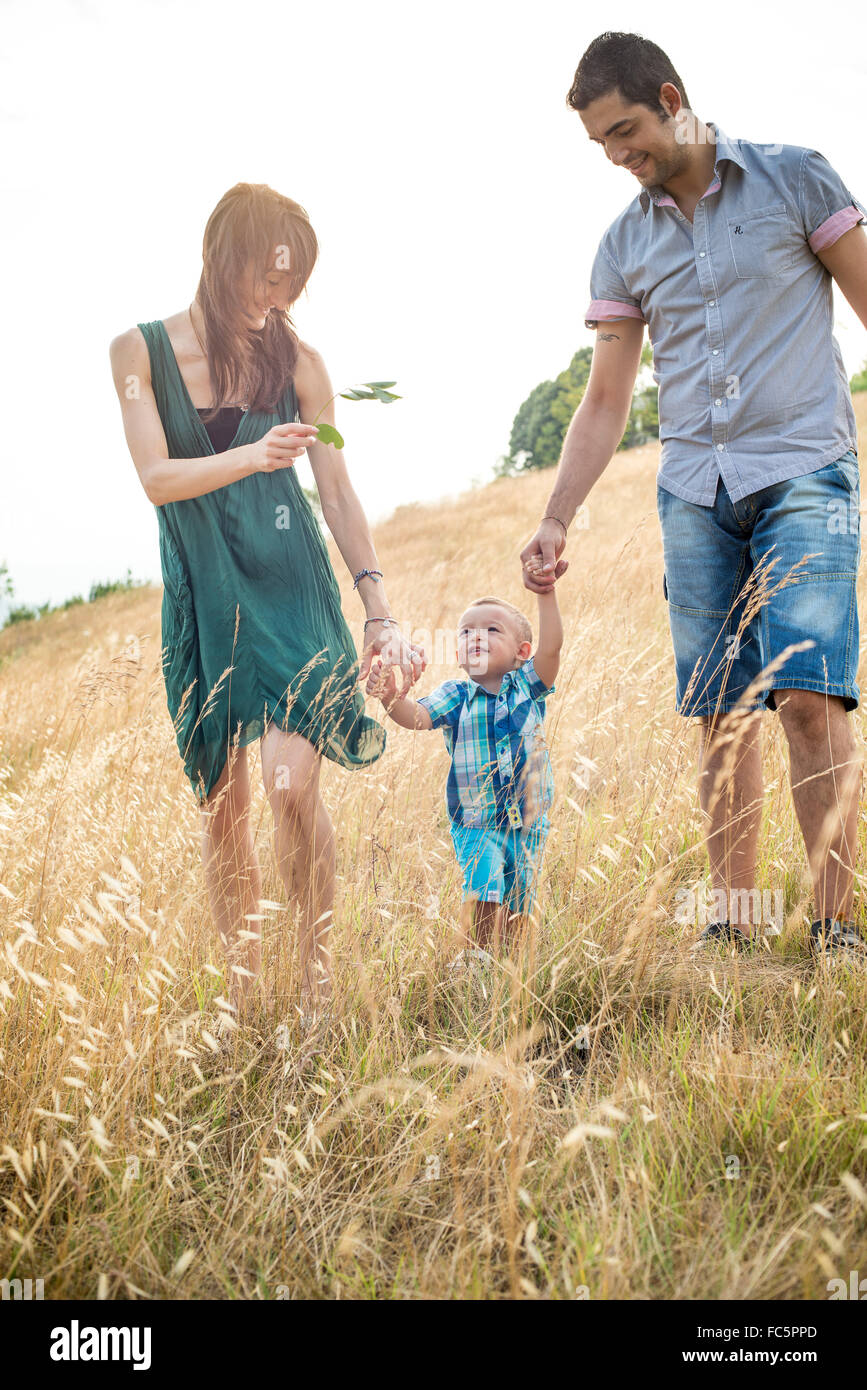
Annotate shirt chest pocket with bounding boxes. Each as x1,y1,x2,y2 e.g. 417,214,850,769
726,203,796,278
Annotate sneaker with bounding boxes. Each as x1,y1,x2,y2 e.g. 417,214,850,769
447,947,494,977
274,1003,332,1060
809,918,867,963
693,920,755,952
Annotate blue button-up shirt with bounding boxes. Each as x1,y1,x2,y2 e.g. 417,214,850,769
585,124,866,505
417,656,555,830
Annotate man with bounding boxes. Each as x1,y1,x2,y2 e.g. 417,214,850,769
521,31,867,958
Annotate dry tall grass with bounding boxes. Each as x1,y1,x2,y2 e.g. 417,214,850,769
2,399,867,1300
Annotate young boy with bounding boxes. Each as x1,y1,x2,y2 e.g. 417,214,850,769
365,590,562,955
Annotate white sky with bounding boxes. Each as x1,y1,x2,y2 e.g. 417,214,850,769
1,0,866,607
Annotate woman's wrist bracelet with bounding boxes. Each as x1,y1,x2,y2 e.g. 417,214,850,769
543,513,569,535
363,616,396,630
353,568,383,590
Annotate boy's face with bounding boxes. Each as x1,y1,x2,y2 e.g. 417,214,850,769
456,604,530,679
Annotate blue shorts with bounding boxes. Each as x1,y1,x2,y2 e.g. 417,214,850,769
658,451,861,717
449,817,549,914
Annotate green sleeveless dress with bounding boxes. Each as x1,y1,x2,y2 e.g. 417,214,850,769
138,320,386,804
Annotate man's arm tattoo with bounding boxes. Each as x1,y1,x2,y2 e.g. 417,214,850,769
598,331,621,341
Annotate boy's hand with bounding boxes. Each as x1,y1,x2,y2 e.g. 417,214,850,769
365,658,399,708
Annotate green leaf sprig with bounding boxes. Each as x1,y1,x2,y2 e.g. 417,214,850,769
313,382,401,449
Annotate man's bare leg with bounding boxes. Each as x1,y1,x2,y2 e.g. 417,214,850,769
697,710,765,936
774,691,861,922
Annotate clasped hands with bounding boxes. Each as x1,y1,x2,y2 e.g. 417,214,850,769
360,514,569,700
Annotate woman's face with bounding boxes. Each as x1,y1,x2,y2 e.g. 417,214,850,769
240,258,294,328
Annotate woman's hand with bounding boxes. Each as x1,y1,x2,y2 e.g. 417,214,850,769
358,620,426,698
250,422,320,473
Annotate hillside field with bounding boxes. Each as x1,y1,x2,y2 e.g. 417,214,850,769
1,394,867,1300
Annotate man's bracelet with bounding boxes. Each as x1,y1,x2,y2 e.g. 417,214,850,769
353,568,383,590
543,513,569,535
363,616,396,630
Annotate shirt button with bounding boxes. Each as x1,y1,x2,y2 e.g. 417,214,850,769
715,398,722,406
708,299,715,306
717,443,725,451
712,349,720,355
699,251,706,258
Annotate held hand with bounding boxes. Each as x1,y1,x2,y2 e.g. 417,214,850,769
364,658,398,708
520,518,570,594
358,621,426,697
251,422,320,473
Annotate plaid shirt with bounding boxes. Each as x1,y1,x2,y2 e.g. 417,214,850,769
417,655,555,830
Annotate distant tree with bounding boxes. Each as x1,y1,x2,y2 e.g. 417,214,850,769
851,359,867,393
302,485,323,522
0,561,22,627
499,341,658,475
620,379,660,448
3,604,39,626
87,568,145,602
1,564,148,631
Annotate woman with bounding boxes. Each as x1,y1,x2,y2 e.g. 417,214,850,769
109,182,424,1035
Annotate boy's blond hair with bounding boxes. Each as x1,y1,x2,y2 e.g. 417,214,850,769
463,595,533,650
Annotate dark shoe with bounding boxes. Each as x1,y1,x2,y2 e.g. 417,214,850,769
809,918,867,962
693,920,755,952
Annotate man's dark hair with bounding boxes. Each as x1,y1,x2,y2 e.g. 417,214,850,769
567,32,691,116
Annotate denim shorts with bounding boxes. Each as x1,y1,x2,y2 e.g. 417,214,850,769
658,451,861,717
449,817,549,914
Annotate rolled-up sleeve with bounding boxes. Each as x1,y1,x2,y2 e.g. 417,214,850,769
585,234,646,328
798,148,867,252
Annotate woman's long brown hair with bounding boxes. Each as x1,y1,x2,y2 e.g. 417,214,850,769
194,183,319,425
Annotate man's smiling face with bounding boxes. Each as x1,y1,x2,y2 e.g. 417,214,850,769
579,84,689,189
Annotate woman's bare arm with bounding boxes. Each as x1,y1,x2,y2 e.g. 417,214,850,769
294,342,425,691
109,327,316,506
293,343,394,612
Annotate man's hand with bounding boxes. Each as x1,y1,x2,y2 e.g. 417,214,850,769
520,519,570,594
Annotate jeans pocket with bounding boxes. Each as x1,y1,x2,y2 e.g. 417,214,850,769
828,451,860,493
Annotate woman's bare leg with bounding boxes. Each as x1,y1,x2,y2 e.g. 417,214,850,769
260,725,335,1012
199,743,263,1019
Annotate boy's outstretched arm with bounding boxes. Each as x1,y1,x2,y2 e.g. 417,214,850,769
532,589,563,689
366,659,434,730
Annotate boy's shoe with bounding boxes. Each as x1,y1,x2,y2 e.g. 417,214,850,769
274,1003,334,1073
274,1002,333,1051
809,918,867,963
693,920,755,953
447,947,494,977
